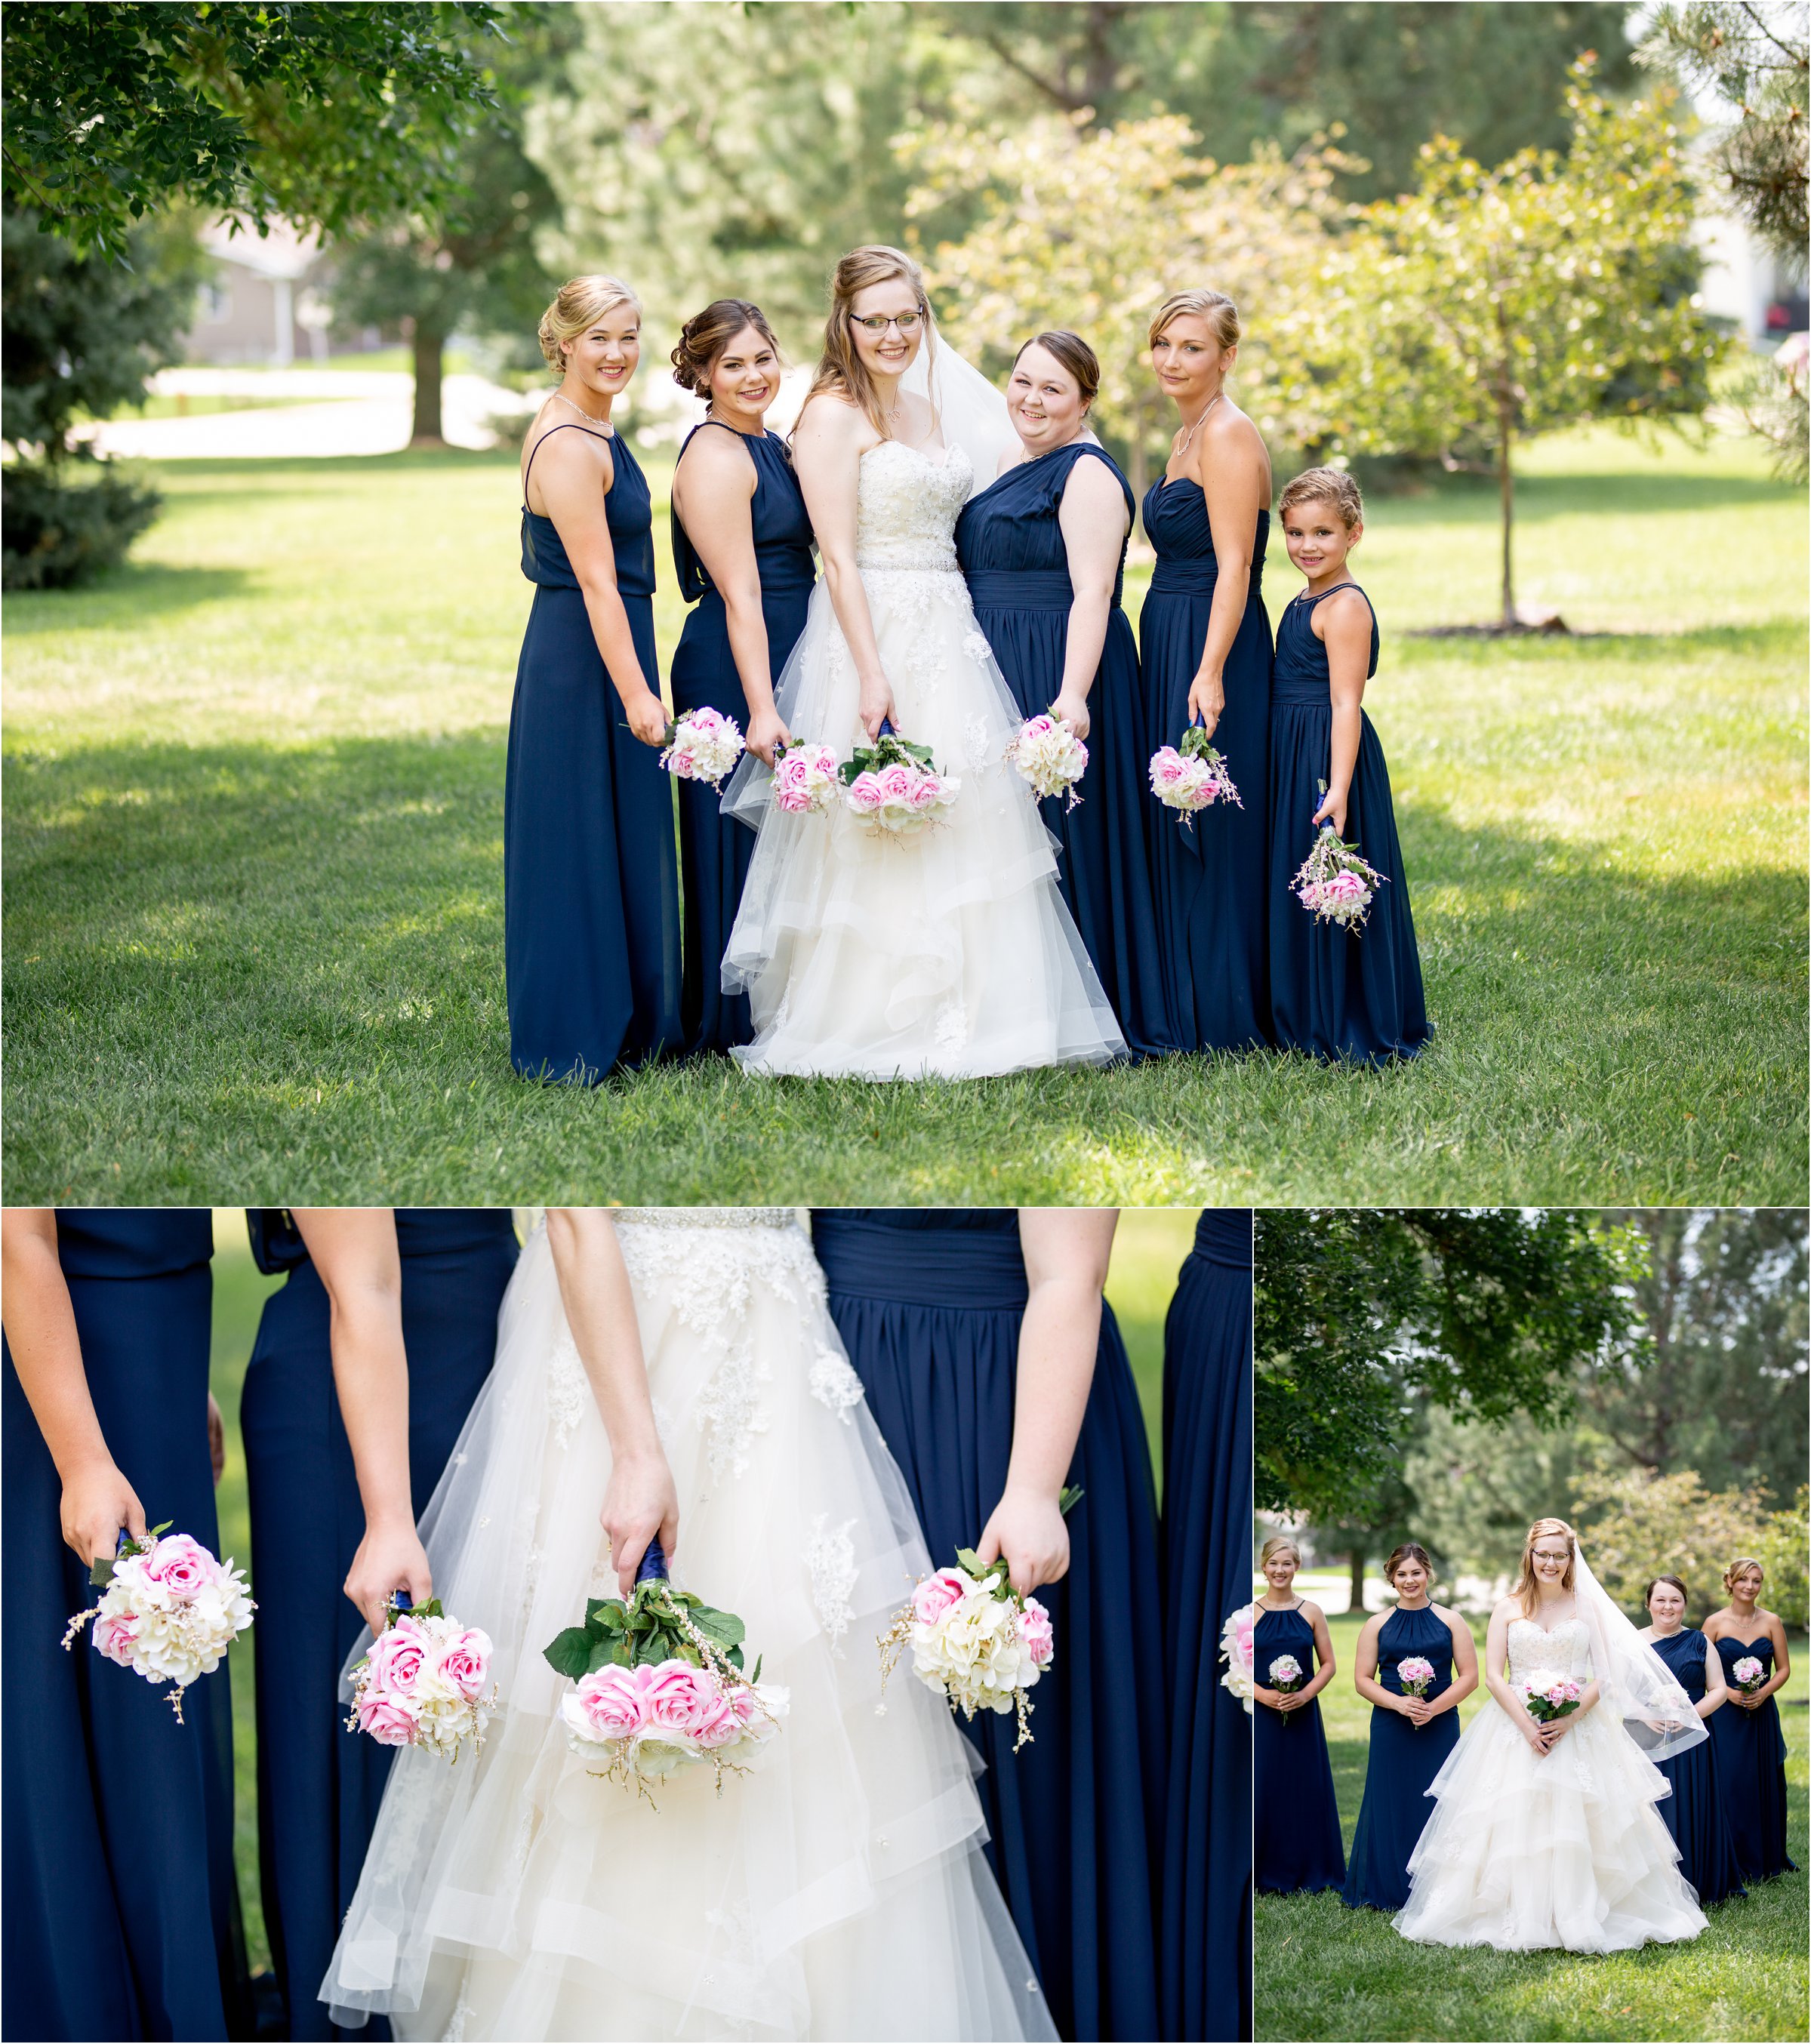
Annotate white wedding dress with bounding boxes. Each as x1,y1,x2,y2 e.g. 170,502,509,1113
1395,1616,1708,1952
721,439,1126,1078
321,1211,1055,2042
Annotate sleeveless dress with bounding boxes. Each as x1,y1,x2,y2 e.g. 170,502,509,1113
956,445,1175,1057
670,423,816,1054
722,440,1126,1076
1267,583,1431,1064
320,1211,1055,2042
1253,1604,1346,1895
1160,1212,1254,2044
505,423,682,1081
3,1211,249,2043
1710,1633,1796,1881
812,1208,1164,2044
1138,481,1273,1052
1341,1605,1459,1910
1397,1616,1707,1949
1648,1630,1745,1905
240,1208,519,2041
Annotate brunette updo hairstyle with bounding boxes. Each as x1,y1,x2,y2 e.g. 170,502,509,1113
1014,330,1101,408
670,299,784,405
805,244,934,441
1645,1574,1690,1608
1148,287,1241,355
1384,1542,1434,1587
538,275,640,372
1278,466,1365,531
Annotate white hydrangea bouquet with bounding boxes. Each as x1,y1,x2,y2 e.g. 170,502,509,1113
63,1525,255,1722
1006,708,1089,810
661,706,746,789
876,1489,1079,1753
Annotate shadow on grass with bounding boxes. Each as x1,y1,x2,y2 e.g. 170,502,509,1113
2,561,256,632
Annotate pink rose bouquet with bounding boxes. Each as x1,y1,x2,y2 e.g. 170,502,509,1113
1006,709,1089,809
63,1524,255,1722
1397,1655,1437,1721
1293,781,1387,930
1267,1652,1307,1728
839,729,959,836
346,1598,496,1762
544,1541,785,1801
877,1491,1080,1753
1149,724,1242,826
660,706,746,790
1517,1670,1584,1726
1731,1655,1766,1697
1220,1603,1257,1713
770,740,840,817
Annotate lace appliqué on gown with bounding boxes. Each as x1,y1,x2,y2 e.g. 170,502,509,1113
805,1513,859,1652
808,1347,865,1421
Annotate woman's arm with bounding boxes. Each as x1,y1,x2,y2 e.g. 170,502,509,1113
546,1209,678,1596
1351,1611,1409,1716
1182,409,1267,735
674,431,790,764
1050,457,1131,740
1275,1600,1338,1710
1699,1636,1729,1719
1430,1607,1480,1718
975,1208,1117,1596
1483,1600,1554,1751
289,1209,430,1633
793,397,895,739
1310,589,1372,838
535,433,667,746
1,1208,148,1565
1745,1613,1793,1706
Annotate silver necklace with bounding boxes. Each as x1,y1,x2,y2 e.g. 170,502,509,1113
1174,387,1224,459
553,390,611,429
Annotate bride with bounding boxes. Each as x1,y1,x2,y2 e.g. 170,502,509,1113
319,1209,1055,2041
1395,1516,1709,1953
720,245,1126,1077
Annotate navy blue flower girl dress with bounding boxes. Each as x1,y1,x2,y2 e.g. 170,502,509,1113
4,1211,248,2042
1649,1629,1745,1906
1711,1633,1796,1881
812,1208,1165,2043
506,424,682,1080
1341,1606,1458,1910
957,445,1175,1057
1253,1602,1347,1895
240,1208,518,2040
670,423,815,1054
1267,583,1430,1064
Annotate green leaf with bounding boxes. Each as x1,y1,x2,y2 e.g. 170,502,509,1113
585,1597,626,1633
147,1520,173,1541
688,1604,745,1648
954,1547,983,1575
1058,1485,1085,1517
748,1653,762,1684
728,1644,746,1673
588,1638,633,1674
543,1627,594,1682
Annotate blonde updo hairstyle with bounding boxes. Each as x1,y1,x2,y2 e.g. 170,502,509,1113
1723,1556,1766,1596
538,275,641,374
805,244,935,442
1513,1517,1578,1618
670,298,784,404
1260,1535,1301,1571
1148,288,1242,356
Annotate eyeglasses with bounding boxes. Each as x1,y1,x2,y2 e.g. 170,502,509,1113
848,311,923,334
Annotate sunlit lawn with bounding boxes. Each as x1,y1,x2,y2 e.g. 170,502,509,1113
5,422,1803,1202
1255,1607,1810,2042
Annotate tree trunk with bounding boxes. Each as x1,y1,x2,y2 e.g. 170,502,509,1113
1349,1546,1367,1615
411,325,447,446
1497,396,1516,628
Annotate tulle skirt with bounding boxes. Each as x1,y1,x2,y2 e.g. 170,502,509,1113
722,571,1126,1077
1395,1698,1708,1952
320,1216,1055,2042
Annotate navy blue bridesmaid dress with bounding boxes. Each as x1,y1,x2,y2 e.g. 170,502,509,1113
239,1208,519,2041
1138,479,1274,1051
1710,1633,1797,1882
670,422,815,1054
505,422,682,1080
1160,1211,1254,2043
1253,1602,1346,1895
3,1211,248,2042
812,1208,1164,2044
1648,1630,1745,1906
1341,1605,1458,1910
1267,583,1431,1064
956,445,1176,1057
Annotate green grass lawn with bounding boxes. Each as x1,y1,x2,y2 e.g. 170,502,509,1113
1255,1608,1810,2042
5,423,1803,1202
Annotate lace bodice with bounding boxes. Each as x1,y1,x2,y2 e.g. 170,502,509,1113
855,439,972,573
1506,1616,1592,1683
613,1207,796,1230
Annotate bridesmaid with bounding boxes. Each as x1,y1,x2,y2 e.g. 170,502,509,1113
507,275,682,1081
1341,1544,1477,1910
1638,1574,1746,1906
813,1208,1164,2044
955,332,1175,1056
1253,1535,1346,1895
1706,1556,1797,1881
241,1208,518,2041
1268,468,1431,1063
2,1209,248,2042
668,299,817,1054
1160,1211,1254,2043
1139,288,1274,1051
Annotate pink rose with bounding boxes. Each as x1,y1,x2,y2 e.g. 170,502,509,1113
143,1533,217,1600
688,1692,742,1748
846,771,883,814
368,1619,429,1695
357,1692,422,1747
876,763,916,803
1019,1599,1055,1668
671,748,696,776
436,1628,491,1702
572,1662,657,1741
691,709,725,736
907,771,944,812
775,754,809,794
643,1660,713,1735
1150,748,1187,791
94,1608,139,1666
912,1568,970,1628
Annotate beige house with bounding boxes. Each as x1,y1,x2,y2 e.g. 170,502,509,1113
180,217,364,366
